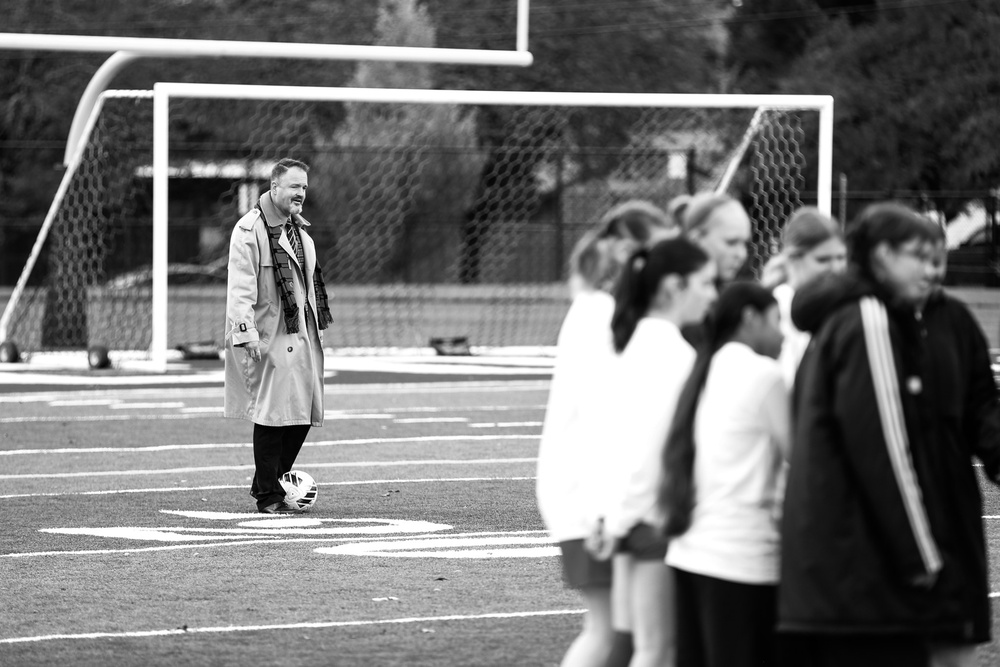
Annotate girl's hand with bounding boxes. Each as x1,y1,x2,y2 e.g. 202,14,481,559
584,518,617,561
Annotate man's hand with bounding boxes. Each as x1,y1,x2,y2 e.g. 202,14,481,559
243,340,261,363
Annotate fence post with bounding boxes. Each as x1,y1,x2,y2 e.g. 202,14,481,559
990,189,999,287
553,150,564,281
838,172,848,228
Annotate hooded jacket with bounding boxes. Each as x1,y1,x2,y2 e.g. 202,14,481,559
779,270,1000,641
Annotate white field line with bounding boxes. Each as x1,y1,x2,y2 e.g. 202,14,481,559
394,417,469,424
0,413,232,424
0,609,585,645
108,402,186,410
381,405,544,414
0,380,550,403
0,457,538,480
324,413,394,420
1,529,550,560
0,476,538,500
0,403,546,424
48,399,121,407
469,421,543,428
0,434,539,456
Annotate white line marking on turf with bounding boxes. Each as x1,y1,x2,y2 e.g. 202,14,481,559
41,518,455,541
109,402,185,409
0,457,537,480
386,405,545,414
394,417,469,424
0,402,545,424
1,530,549,559
324,413,395,420
0,539,286,560
316,535,558,558
0,414,224,424
0,476,538,500
48,399,121,407
469,421,543,428
0,434,539,456
0,380,550,404
0,609,585,644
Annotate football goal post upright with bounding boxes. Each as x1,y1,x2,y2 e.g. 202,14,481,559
2,83,832,370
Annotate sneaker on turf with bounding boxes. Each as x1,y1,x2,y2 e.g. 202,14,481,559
259,500,303,514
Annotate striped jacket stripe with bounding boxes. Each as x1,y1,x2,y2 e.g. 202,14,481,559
859,297,943,575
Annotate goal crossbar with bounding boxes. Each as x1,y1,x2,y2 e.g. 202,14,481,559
146,83,832,370
0,83,833,370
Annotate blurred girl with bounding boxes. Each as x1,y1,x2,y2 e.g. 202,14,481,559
536,200,674,667
659,282,788,667
912,216,995,667
586,237,717,667
681,193,752,284
766,207,846,385
780,202,1000,666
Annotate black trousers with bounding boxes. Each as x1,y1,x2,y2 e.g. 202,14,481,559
673,567,778,667
250,423,311,509
778,633,929,667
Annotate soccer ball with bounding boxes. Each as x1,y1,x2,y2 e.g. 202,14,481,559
280,470,318,511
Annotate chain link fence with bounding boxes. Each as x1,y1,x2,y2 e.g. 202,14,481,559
1,93,815,358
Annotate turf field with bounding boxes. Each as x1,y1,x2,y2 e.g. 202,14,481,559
1,357,999,666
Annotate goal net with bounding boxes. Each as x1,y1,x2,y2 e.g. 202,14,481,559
0,85,831,367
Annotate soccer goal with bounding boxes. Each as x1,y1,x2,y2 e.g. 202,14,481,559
0,84,832,370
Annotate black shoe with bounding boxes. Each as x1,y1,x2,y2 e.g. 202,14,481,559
259,500,303,514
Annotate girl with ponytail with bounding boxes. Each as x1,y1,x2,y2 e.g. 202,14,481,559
659,281,788,667
537,200,674,667
585,236,716,667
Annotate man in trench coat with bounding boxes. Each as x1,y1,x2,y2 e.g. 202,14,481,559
224,158,333,514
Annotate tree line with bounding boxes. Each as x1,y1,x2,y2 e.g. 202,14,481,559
1,0,996,286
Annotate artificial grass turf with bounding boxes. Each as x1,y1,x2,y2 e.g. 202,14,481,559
0,612,586,667
2,475,584,663
4,379,1000,666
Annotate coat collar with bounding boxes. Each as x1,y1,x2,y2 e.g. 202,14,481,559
258,192,311,228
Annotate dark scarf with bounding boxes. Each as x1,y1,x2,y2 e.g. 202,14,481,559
255,201,334,333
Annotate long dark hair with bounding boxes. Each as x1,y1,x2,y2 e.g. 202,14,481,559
610,237,709,353
659,281,777,538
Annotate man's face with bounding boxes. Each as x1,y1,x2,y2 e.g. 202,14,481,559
271,167,308,218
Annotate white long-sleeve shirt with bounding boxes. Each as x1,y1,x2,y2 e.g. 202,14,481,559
536,289,618,541
774,283,810,389
666,342,790,585
589,317,695,539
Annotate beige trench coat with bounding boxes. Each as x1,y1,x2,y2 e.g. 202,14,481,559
223,193,325,427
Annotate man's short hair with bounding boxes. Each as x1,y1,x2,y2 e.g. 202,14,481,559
271,158,309,182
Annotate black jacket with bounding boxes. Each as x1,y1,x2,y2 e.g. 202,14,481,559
779,271,1000,641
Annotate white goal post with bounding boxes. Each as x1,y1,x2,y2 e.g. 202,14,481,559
0,84,832,370
150,84,832,369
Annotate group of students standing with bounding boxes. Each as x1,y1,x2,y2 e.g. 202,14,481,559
536,194,1000,667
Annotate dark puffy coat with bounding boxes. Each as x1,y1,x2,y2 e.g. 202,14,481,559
779,272,1000,642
